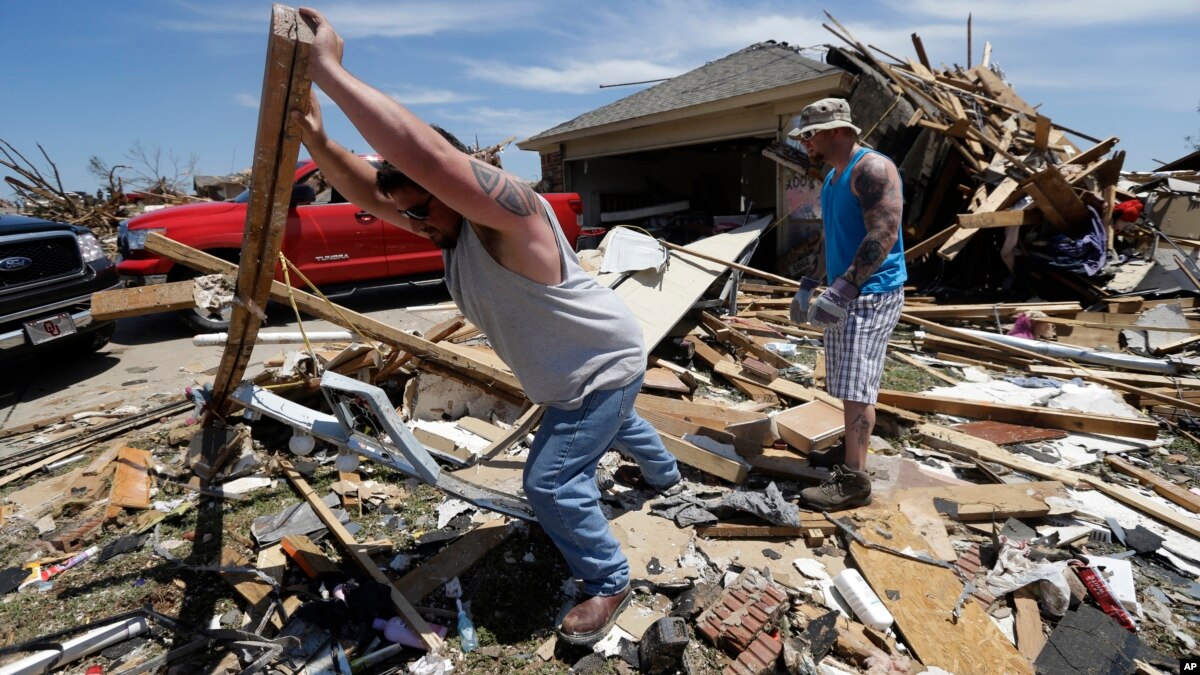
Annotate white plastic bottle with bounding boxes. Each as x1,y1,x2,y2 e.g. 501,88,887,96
833,569,894,632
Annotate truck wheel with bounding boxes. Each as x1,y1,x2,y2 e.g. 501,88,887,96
168,250,239,333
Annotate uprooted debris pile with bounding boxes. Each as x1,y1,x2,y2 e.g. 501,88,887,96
4,18,1200,675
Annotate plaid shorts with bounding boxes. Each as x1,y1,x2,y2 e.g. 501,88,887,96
824,289,904,404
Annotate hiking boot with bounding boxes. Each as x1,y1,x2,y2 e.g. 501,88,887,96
805,444,846,469
558,586,632,645
613,465,682,496
800,465,872,511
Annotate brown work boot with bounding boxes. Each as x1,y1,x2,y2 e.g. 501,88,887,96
800,465,872,511
558,586,632,645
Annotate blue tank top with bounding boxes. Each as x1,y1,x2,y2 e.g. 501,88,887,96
822,147,907,294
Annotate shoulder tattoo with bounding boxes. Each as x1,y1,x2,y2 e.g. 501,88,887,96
471,158,535,217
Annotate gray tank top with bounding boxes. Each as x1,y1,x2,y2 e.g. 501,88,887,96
443,195,645,410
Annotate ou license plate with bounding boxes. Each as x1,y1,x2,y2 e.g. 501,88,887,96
24,313,77,345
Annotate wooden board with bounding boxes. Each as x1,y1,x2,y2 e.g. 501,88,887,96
1079,475,1200,539
846,506,1034,674
282,461,442,650
219,546,281,628
953,420,1068,446
915,424,1081,487
634,394,767,429
1105,455,1200,513
642,367,691,394
957,209,1042,230
878,386,1156,439
281,534,339,578
1012,587,1045,660
209,5,315,417
892,481,1067,522
901,302,1080,319
455,417,506,443
1025,166,1089,232
147,233,524,397
773,400,844,452
90,280,196,320
110,446,152,510
397,520,514,603
658,431,748,484
687,337,778,404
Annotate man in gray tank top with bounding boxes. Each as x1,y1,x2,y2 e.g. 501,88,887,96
292,8,681,646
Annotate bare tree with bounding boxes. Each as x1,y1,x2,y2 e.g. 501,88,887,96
88,141,199,197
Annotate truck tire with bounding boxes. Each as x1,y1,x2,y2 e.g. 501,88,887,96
168,249,239,333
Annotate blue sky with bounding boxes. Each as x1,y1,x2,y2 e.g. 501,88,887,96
2,1,1198,198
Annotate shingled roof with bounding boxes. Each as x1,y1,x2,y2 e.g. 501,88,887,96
521,41,841,145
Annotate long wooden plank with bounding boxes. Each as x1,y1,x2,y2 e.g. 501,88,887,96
688,337,778,404
900,312,1200,417
1028,365,1200,388
1080,475,1200,539
634,394,767,428
1012,587,1045,661
90,281,196,320
210,6,315,417
1105,455,1200,513
877,389,1159,440
147,233,524,396
847,506,1034,674
905,225,959,262
397,520,514,603
902,301,1080,319
282,461,442,650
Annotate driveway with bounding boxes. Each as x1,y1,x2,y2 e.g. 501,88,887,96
0,283,458,432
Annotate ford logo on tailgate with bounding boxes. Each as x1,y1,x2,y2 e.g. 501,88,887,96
0,257,32,272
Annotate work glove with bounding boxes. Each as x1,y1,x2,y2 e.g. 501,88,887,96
789,277,821,324
808,277,860,329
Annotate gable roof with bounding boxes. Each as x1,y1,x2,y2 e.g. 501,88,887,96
520,41,841,146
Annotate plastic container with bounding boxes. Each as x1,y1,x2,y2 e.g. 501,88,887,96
833,569,894,632
456,599,479,653
372,617,448,649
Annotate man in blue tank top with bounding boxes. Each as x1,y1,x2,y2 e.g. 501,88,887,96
287,8,681,647
787,98,907,510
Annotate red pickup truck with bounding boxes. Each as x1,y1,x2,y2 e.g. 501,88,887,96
117,156,582,331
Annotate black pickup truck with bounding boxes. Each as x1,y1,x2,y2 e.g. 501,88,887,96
0,214,121,357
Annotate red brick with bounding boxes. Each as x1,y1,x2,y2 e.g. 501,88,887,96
730,588,750,604
743,615,763,635
715,604,732,620
765,585,788,603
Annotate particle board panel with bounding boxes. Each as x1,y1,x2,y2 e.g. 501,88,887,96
952,420,1067,445
846,506,1034,674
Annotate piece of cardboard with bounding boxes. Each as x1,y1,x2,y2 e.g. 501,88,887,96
773,400,844,453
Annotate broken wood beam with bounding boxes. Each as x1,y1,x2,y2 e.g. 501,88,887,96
282,461,443,651
957,209,1043,230
397,520,515,603
90,281,196,321
208,5,315,420
146,233,523,397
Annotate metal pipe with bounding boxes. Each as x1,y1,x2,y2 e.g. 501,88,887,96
957,328,1178,374
0,616,150,675
192,331,354,346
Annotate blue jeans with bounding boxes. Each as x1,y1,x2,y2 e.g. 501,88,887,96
523,375,680,596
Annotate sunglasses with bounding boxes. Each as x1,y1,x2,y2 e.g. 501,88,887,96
399,193,434,221
797,128,819,141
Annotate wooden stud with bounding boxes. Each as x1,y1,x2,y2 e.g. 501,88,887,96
90,281,197,321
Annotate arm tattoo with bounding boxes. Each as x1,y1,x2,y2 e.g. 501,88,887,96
471,158,537,217
846,155,902,287
495,180,533,216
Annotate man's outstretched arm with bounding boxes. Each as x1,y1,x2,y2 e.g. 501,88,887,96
298,6,546,236
843,154,903,287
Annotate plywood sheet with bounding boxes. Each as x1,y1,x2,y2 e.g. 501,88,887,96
847,506,1034,674
611,508,700,586
110,447,152,510
893,481,1067,522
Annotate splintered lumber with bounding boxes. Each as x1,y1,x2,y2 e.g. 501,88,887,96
1028,366,1200,388
1024,166,1089,232
90,280,196,320
397,520,514,603
219,546,282,628
687,337,778,404
737,445,829,482
376,315,465,381
905,225,960,262
282,461,442,651
846,506,1034,674
636,407,738,448
900,312,1200,417
110,447,152,510
697,516,836,539
876,389,1159,440
480,405,543,461
147,233,523,397
209,5,315,419
1105,455,1200,513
